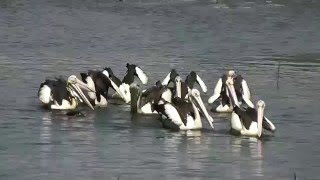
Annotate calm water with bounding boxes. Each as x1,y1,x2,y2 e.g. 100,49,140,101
1,0,320,179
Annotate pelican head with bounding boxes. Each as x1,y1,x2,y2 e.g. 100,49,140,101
256,100,265,137
175,75,182,83
189,89,214,129
67,75,95,110
227,70,236,79
257,100,265,109
191,89,199,96
67,75,78,84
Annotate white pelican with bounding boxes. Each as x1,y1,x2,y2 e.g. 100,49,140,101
162,69,207,100
130,81,172,114
38,75,95,110
153,89,214,131
226,78,276,137
117,63,148,103
208,70,253,112
80,67,123,107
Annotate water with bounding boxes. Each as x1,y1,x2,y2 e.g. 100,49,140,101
1,0,320,179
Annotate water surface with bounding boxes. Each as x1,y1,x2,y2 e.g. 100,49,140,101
1,0,320,179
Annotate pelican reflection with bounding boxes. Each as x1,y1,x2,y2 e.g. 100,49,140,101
230,137,264,179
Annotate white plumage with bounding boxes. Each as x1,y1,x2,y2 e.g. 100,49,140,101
51,99,77,110
85,76,97,100
186,115,196,129
208,78,222,104
140,103,156,114
231,111,260,137
95,96,108,107
119,83,131,103
39,85,51,104
135,67,148,85
159,89,214,130
196,75,208,93
162,72,171,85
164,103,183,127
161,89,172,103
102,70,109,78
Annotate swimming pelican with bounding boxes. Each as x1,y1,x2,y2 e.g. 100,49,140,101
118,63,148,103
153,89,214,131
208,70,253,112
162,69,207,99
80,67,123,107
38,75,95,110
130,81,172,114
162,69,180,86
226,78,276,137
185,71,207,93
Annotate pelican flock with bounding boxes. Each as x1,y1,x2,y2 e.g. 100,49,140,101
38,64,276,138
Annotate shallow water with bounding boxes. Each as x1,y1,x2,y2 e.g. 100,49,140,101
1,0,320,179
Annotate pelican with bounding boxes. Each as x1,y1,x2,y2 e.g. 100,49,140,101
153,89,214,131
118,63,148,103
130,81,172,114
162,69,179,86
185,71,207,93
226,78,276,137
80,67,123,107
38,75,95,110
208,70,253,112
162,69,207,99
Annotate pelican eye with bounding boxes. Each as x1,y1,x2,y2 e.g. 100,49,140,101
193,92,199,97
